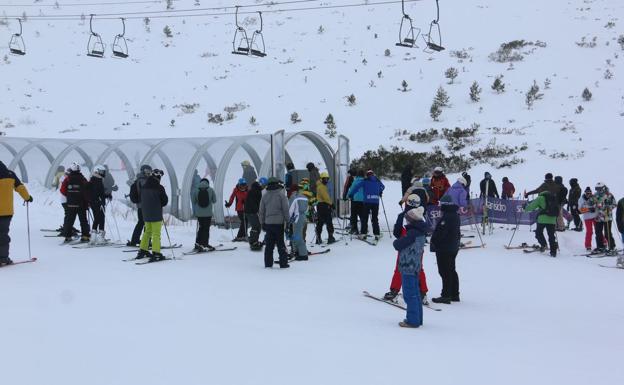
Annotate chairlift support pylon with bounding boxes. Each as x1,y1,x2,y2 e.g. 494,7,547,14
249,11,267,57
9,18,26,55
425,0,445,52
231,6,250,56
87,14,105,58
395,0,420,48
112,18,129,58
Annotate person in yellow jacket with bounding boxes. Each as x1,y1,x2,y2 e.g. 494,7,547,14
315,171,336,244
0,161,33,265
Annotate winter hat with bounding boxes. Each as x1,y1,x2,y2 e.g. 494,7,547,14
140,164,152,175
200,178,210,185
502,177,509,183
584,186,592,194
286,162,295,170
484,172,491,179
406,194,421,208
458,176,467,186
434,166,443,173
554,176,563,184
569,178,578,186
320,171,330,179
70,162,81,172
406,207,425,223
413,180,423,188
268,177,280,185
241,160,251,167
366,169,374,176
545,173,553,181
440,195,454,205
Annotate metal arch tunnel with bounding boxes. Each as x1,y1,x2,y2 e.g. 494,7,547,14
0,131,350,224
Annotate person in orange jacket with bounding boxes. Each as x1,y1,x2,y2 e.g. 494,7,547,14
0,161,33,265
430,167,450,205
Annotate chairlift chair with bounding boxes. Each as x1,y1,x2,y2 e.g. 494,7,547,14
231,6,250,56
9,18,26,55
87,14,105,58
425,0,445,52
112,18,129,58
249,11,267,57
396,0,420,48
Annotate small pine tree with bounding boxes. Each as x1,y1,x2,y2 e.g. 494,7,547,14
324,114,337,138
163,25,173,38
469,81,482,102
346,94,356,106
384,49,391,57
434,86,450,107
525,80,544,109
430,102,442,121
400,80,410,92
582,87,592,101
318,25,325,34
290,112,301,124
166,0,173,10
491,75,505,93
544,78,551,89
445,67,459,84
377,71,383,78
604,69,613,79
249,116,257,126
144,17,151,32
169,119,175,127
575,105,584,114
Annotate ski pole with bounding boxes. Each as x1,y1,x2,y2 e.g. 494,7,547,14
26,202,32,259
109,200,122,241
507,204,521,248
470,205,485,247
162,220,176,260
380,196,392,235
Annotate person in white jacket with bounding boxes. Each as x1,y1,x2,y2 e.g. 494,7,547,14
579,187,599,251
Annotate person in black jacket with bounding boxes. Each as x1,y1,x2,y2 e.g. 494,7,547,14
60,163,90,243
568,178,582,231
479,172,499,198
430,195,461,304
88,166,108,245
137,169,168,262
554,176,568,231
245,178,266,250
461,171,472,200
400,165,413,196
128,164,152,246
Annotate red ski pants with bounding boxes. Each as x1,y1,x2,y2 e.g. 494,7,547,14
390,253,428,294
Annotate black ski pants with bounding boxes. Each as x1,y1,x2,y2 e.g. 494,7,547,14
350,201,363,234
0,216,12,258
263,224,289,267
236,211,248,239
361,203,380,236
246,213,261,245
595,220,616,250
63,206,90,238
435,250,459,298
195,216,212,247
315,202,334,239
91,204,105,231
535,223,557,253
569,204,582,230
130,208,145,245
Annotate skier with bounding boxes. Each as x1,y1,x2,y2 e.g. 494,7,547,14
284,162,297,198
568,178,582,231
430,195,461,304
259,177,290,268
306,162,320,195
136,169,168,262
430,167,450,205
60,163,90,243
128,164,152,247
190,169,201,214
102,164,118,200
384,194,430,306
0,161,32,266
51,165,65,190
400,165,413,196
245,177,266,251
554,176,568,231
191,178,216,252
461,171,472,199
501,177,516,199
393,207,428,328
241,160,257,183
315,171,336,244
347,169,365,235
348,170,385,241
525,173,560,197
524,191,559,257
593,183,617,253
225,178,248,242
579,187,598,251
342,169,357,234
87,165,107,245
288,180,310,260
479,172,499,198
444,177,468,208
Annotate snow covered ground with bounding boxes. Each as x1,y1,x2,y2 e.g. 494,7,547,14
1,181,623,385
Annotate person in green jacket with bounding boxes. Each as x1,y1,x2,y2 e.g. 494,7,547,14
191,178,217,252
524,191,559,257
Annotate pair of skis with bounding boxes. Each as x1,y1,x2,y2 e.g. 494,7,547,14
362,291,442,312
274,248,331,263
182,244,237,256
0,257,37,268
121,244,183,252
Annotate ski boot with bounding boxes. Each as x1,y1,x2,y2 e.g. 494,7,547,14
450,294,460,302
431,296,452,304
592,247,606,254
295,253,309,261
80,235,90,243
398,320,420,328
539,245,547,253
149,252,166,263
383,289,399,301
327,235,337,245
205,244,216,252
89,231,99,245
126,240,139,247
0,256,13,266
135,249,150,260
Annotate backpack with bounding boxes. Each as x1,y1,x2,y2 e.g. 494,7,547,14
541,192,559,217
197,187,210,208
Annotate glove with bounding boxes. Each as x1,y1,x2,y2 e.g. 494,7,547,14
112,185,119,192
27,196,33,203
225,200,231,208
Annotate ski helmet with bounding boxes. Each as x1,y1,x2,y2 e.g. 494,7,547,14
595,182,605,191
151,169,164,179
70,162,80,172
140,164,152,176
320,171,330,179
406,194,421,208
238,177,247,185
93,165,106,178
421,177,431,186
259,177,268,186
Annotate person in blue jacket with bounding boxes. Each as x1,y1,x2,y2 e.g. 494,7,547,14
347,169,365,235
348,169,385,240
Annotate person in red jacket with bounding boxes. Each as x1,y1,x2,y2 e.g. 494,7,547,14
430,167,450,205
60,163,90,243
225,178,249,241
501,177,516,199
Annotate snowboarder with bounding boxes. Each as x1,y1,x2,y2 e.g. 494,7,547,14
568,178,582,232
259,177,290,268
479,172,499,198
393,207,428,328
306,162,320,195
443,177,468,208
524,191,559,257
430,195,461,304
0,161,32,266
191,178,216,252
245,177,266,250
128,164,152,247
501,177,515,199
288,181,310,260
347,170,365,235
348,170,385,241
593,183,617,253
315,171,336,244
554,176,568,231
60,163,90,243
430,167,450,205
579,187,598,251
136,169,168,262
87,165,107,245
225,178,248,242
241,160,257,184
